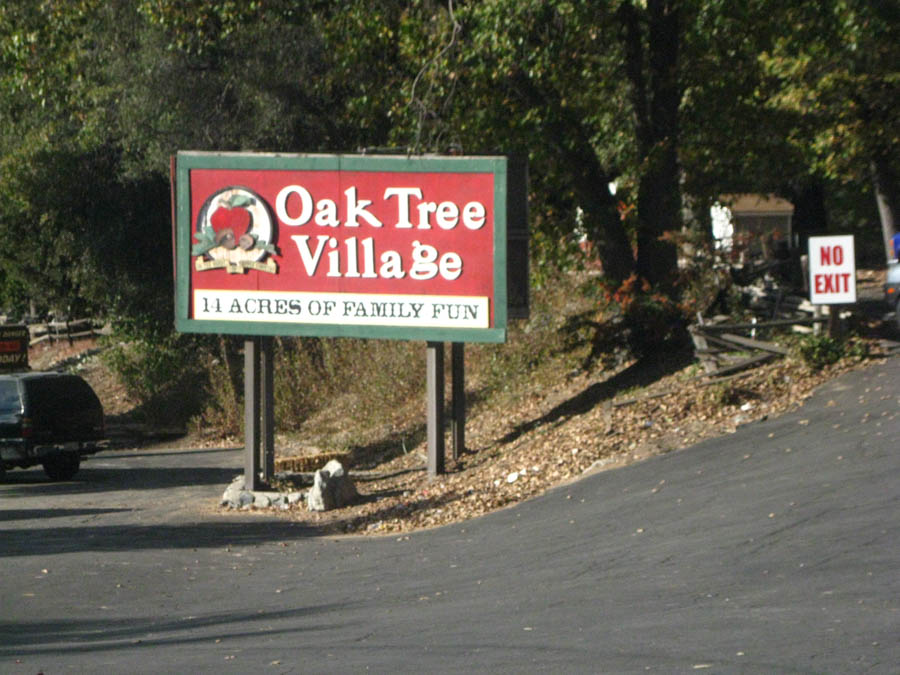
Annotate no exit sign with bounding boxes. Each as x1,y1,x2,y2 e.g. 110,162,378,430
809,235,856,305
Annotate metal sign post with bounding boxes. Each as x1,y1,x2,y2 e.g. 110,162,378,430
451,342,465,461
244,336,275,490
426,342,445,477
426,342,466,475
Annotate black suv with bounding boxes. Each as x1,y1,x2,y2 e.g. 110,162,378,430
0,372,106,481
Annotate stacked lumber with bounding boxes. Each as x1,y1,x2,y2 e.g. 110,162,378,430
689,315,827,378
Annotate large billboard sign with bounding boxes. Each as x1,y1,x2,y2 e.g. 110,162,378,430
173,152,526,342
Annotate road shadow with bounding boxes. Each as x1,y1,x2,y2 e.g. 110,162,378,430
348,424,427,470
1,447,242,496
0,517,324,557
0,507,133,522
107,447,240,460
0,464,240,496
0,603,353,656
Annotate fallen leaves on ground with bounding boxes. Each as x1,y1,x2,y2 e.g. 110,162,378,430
253,349,886,536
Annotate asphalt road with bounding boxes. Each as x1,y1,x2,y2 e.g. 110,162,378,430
2,356,899,674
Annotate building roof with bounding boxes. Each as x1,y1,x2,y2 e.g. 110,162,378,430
720,194,794,216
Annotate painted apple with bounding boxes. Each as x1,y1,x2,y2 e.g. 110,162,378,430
210,202,252,236
193,188,275,262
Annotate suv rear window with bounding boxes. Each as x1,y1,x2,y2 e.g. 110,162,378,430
23,376,100,425
0,380,21,415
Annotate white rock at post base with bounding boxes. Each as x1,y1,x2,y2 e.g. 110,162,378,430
307,460,358,512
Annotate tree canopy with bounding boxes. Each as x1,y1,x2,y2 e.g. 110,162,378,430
0,0,895,324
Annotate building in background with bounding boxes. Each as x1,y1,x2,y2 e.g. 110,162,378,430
712,194,795,260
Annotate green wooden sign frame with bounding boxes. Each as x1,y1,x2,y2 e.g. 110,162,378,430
173,151,521,343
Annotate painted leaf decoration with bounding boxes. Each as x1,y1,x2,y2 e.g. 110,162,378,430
192,226,217,256
226,194,254,208
192,241,216,256
195,225,215,242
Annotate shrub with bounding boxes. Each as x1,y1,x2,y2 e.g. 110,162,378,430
794,334,845,369
102,332,208,426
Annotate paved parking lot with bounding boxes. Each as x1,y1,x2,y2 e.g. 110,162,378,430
1,445,245,528
2,358,899,672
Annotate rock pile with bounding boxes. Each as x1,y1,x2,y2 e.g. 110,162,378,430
220,460,358,512
220,475,305,510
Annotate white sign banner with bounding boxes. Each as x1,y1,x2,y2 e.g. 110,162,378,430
808,235,856,304
194,290,489,329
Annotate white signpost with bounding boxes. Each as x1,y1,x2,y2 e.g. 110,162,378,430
808,235,856,305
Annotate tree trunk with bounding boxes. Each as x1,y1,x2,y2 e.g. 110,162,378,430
620,0,682,289
510,70,635,283
871,157,899,261
584,194,636,283
787,180,828,251
635,140,681,287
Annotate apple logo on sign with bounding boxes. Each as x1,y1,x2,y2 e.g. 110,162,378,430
192,186,278,273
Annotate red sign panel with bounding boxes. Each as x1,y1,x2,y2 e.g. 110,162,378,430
0,340,21,353
174,153,521,342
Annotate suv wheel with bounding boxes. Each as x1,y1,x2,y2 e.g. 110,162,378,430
42,453,81,481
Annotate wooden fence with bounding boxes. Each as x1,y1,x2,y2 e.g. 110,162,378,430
27,319,110,346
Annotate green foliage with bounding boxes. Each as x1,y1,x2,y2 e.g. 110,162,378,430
797,333,870,366
0,0,896,440
702,381,743,407
102,331,209,425
794,333,845,369
191,335,426,445
192,356,242,437
529,227,588,290
389,0,643,282
845,338,870,361
759,1,899,184
273,337,425,436
0,144,173,319
136,0,264,57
